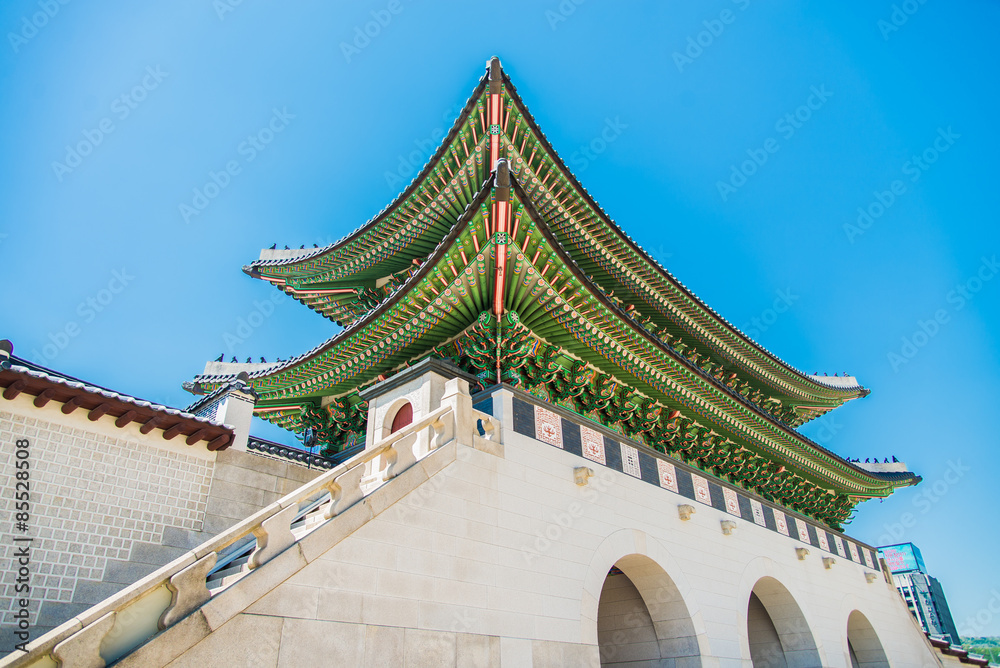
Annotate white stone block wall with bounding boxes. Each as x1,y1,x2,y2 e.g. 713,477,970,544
0,399,213,634
0,394,324,645
134,388,940,667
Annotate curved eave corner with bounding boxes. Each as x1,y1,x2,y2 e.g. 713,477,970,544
240,67,493,281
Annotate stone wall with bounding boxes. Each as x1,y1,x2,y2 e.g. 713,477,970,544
203,449,323,536
117,387,939,667
0,394,323,646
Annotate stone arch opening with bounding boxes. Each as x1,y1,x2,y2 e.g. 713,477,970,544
846,610,889,668
388,401,412,434
747,576,822,668
597,554,701,667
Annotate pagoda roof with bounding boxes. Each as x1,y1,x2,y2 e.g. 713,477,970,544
190,170,916,502
240,59,866,425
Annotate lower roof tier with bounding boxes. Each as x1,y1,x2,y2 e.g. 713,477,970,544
187,172,919,529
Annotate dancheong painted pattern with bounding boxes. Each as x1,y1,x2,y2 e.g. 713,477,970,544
185,58,918,530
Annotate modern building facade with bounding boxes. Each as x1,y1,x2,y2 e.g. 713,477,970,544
878,542,961,643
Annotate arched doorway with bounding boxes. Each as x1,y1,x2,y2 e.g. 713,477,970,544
596,554,701,667
847,610,889,668
747,577,822,668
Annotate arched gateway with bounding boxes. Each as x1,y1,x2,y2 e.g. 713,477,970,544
596,556,701,666
746,576,822,668
584,530,703,667
847,610,890,668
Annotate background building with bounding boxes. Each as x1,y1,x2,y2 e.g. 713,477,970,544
879,542,961,643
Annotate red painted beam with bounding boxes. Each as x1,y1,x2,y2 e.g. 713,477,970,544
115,410,139,428
207,434,231,451
185,428,210,446
139,416,162,435
88,403,113,422
61,396,84,414
162,423,185,441
33,389,57,408
2,380,26,400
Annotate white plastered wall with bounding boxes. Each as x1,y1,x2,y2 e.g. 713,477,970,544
145,388,940,668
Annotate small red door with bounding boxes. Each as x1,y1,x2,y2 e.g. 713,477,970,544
390,403,413,433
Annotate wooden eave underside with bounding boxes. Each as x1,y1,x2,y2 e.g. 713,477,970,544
199,176,906,498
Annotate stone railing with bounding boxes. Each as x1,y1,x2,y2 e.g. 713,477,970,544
2,399,498,668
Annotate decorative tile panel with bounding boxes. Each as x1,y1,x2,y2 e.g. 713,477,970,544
817,530,830,552
656,460,679,493
849,541,860,563
534,406,562,447
581,426,606,465
621,444,641,478
795,518,811,544
750,499,767,527
834,536,847,558
723,488,741,517
774,510,790,537
690,473,711,506
863,549,875,569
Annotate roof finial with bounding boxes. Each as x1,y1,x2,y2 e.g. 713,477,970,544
489,57,502,94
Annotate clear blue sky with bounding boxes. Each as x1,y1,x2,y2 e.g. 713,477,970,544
1,0,997,637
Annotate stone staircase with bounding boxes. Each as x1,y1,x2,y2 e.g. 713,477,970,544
26,532,211,645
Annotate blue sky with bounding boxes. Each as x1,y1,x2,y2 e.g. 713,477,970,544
1,0,997,637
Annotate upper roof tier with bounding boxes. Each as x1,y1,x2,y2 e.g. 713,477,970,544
242,58,866,424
